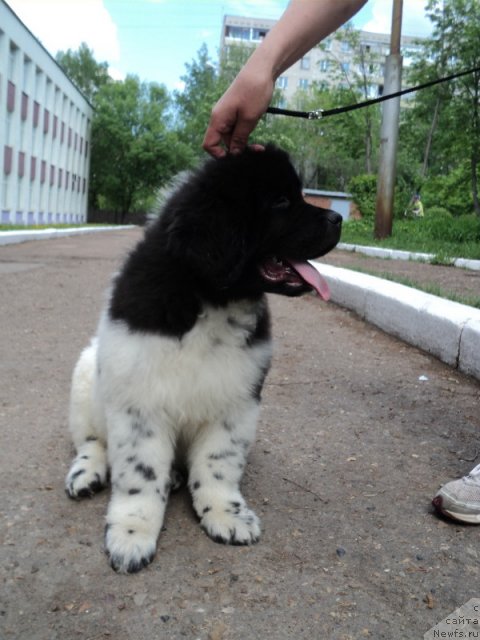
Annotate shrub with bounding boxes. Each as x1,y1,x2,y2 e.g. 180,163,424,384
347,174,377,220
421,164,473,216
426,206,452,219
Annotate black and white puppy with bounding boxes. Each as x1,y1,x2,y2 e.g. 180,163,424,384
65,144,341,573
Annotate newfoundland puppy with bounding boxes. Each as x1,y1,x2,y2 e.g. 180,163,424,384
65,144,341,573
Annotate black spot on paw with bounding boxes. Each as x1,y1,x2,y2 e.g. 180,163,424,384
213,473,224,481
192,481,201,491
128,488,141,495
202,506,212,514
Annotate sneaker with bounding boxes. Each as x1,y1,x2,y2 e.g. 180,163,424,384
433,463,480,524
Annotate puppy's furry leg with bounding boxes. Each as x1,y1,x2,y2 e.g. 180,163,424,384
189,403,261,545
104,408,174,573
66,340,108,499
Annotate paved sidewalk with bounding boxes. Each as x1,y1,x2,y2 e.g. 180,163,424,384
1,229,480,640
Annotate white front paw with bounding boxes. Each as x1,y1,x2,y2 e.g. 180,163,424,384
65,455,107,499
104,519,157,573
201,502,261,545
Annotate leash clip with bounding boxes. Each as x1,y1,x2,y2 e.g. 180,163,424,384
308,109,324,120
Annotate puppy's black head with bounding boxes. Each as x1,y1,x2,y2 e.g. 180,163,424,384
160,144,341,301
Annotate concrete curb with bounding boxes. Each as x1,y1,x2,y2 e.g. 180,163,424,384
337,242,480,272
314,262,480,381
0,225,135,246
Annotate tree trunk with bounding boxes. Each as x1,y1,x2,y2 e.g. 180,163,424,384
421,95,440,178
471,75,480,216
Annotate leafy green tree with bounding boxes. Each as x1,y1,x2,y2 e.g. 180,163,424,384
173,44,221,157
405,0,480,216
55,43,110,102
91,76,192,220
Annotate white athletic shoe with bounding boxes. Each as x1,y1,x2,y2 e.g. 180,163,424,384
433,463,480,524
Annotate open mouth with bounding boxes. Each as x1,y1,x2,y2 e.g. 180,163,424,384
259,257,330,300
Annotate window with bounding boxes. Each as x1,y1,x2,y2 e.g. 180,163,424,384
276,76,288,89
3,146,13,175
33,101,40,127
252,28,268,40
7,81,15,112
226,26,250,40
298,79,309,90
300,57,310,70
43,109,50,134
30,156,36,181
341,62,350,73
21,92,28,120
320,60,330,72
18,151,25,178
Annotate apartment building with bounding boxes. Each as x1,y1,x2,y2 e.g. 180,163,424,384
0,0,93,225
222,15,424,103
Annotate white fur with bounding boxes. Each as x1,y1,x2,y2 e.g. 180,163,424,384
66,298,272,572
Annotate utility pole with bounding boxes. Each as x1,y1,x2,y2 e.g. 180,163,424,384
374,0,403,239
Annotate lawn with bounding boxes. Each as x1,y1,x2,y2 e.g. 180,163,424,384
340,218,480,261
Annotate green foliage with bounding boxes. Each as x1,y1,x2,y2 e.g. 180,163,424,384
402,0,480,216
426,206,452,218
55,43,110,103
421,164,473,216
173,44,221,157
341,216,480,259
90,76,192,219
347,174,377,219
423,214,480,243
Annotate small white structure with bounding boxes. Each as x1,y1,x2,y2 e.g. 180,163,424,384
0,0,93,225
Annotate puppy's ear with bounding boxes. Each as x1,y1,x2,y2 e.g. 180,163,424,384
166,206,251,290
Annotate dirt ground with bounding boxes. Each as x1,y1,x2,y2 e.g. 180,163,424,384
1,228,480,640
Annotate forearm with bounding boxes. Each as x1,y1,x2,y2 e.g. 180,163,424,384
243,0,368,81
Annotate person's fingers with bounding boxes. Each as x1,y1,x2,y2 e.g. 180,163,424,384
227,117,258,154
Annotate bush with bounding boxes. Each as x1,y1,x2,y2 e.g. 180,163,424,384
347,174,377,220
426,206,452,219
421,164,473,216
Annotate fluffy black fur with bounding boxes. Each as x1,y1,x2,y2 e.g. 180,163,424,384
109,144,342,337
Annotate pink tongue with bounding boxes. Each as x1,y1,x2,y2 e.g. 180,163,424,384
288,260,331,301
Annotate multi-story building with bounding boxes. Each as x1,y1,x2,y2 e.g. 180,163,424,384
0,0,93,225
222,15,424,104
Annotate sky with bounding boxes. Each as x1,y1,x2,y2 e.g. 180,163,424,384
6,0,434,93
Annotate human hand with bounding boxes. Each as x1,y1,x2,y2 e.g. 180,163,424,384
202,68,275,158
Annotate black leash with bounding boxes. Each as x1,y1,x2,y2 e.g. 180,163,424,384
266,65,480,120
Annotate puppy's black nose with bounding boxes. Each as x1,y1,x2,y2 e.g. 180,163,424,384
327,211,343,225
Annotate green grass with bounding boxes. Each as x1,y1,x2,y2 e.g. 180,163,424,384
341,219,480,261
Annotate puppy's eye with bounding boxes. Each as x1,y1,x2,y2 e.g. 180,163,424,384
271,196,290,211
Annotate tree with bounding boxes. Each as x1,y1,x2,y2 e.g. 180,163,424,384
173,44,220,157
90,76,192,221
55,43,110,103
405,0,480,216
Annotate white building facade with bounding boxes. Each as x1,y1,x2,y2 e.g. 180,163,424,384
0,0,93,225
